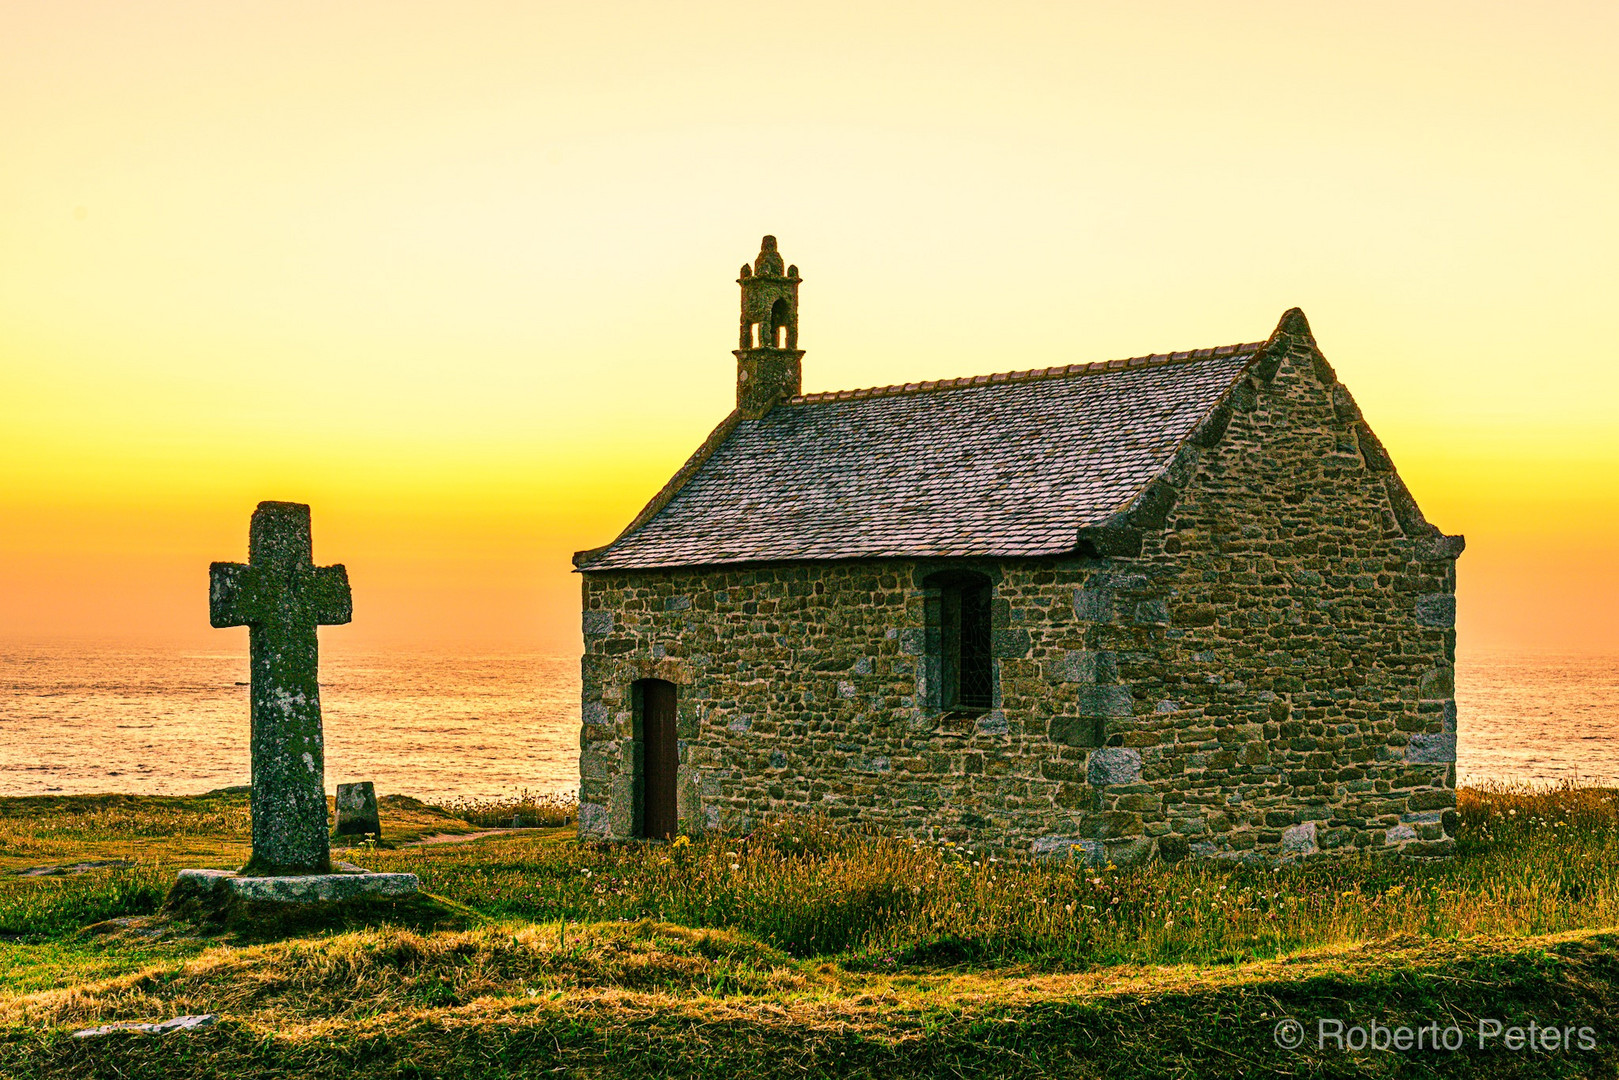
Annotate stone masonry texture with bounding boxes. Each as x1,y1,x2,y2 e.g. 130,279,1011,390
577,305,1461,864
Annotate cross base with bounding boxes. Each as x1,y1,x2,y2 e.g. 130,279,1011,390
168,867,419,913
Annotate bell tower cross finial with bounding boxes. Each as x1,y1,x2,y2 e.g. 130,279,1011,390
734,234,803,418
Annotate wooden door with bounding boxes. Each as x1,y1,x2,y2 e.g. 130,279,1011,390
640,680,678,840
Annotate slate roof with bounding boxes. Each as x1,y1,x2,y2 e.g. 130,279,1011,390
580,342,1266,570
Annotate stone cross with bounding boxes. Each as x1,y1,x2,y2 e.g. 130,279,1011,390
210,501,351,875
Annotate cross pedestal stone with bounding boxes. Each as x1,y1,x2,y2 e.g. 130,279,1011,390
210,501,351,876
335,781,382,837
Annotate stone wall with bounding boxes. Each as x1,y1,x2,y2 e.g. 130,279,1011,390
577,327,1461,862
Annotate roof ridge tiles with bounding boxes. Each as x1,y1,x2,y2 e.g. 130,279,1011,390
788,341,1264,405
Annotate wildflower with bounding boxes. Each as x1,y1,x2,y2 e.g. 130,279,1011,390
672,835,691,848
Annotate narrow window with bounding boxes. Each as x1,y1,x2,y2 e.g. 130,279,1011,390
924,571,994,712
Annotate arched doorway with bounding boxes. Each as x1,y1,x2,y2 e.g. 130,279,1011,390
635,679,678,839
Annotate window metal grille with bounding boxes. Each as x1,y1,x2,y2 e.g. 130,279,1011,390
928,571,994,712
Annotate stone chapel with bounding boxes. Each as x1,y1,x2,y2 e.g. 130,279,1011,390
573,235,1463,863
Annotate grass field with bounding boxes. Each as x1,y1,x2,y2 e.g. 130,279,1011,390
2,783,1618,1078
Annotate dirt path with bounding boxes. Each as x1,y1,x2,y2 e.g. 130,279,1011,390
397,829,520,847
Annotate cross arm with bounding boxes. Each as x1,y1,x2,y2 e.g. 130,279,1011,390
309,564,353,626
210,562,263,628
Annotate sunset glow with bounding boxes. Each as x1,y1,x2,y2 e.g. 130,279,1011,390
3,1,1616,653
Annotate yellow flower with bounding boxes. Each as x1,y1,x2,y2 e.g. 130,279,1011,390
671,835,691,849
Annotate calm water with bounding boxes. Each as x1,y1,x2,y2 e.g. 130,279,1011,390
0,644,1615,798
0,644,580,801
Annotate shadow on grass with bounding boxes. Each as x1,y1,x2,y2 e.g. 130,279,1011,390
80,887,490,946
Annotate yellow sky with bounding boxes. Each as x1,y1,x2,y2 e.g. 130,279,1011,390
2,1,1616,654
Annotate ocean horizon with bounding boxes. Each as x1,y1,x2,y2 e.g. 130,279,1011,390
1,641,1614,801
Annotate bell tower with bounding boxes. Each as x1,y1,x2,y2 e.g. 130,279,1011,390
734,235,803,418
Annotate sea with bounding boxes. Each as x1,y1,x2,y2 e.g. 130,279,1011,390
1,643,1616,799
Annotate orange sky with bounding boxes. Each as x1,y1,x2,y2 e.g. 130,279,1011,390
2,1,1616,656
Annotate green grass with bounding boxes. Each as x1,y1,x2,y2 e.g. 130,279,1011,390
0,866,170,939
2,782,1619,1078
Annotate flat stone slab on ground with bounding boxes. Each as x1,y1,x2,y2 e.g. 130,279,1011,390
72,1015,216,1039
14,860,135,877
176,868,419,903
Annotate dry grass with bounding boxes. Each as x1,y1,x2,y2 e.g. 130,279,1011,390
430,790,579,829
5,926,1618,1078
1457,778,1619,839
0,794,252,863
3,921,804,1031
